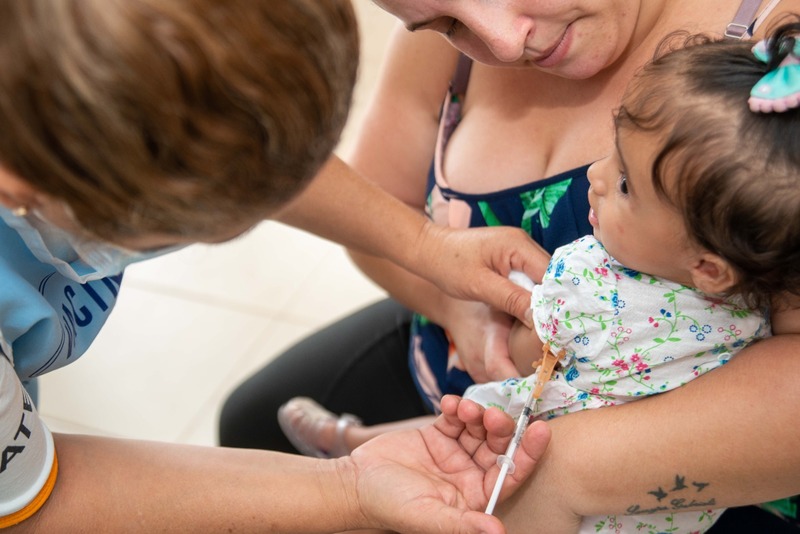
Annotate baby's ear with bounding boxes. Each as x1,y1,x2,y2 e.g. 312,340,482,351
689,253,737,294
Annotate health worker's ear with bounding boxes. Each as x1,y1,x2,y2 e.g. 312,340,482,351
689,253,738,295
0,166,41,213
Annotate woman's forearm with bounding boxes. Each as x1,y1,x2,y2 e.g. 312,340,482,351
277,155,431,267
23,433,360,533
498,334,800,530
278,156,548,325
20,397,553,534
348,248,452,324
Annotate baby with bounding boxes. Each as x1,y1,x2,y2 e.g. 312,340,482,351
466,23,800,533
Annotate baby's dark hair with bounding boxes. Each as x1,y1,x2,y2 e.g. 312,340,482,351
616,21,800,310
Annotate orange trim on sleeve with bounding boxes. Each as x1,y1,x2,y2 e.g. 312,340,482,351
0,451,58,529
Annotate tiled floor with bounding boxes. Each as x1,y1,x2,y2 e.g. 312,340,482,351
37,3,398,446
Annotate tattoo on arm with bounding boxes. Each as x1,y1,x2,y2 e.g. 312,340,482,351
627,475,715,515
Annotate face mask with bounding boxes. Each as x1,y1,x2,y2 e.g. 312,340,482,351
0,206,181,283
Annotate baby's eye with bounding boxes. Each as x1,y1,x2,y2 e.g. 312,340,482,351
618,173,629,195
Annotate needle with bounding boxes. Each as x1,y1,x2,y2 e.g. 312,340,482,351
484,343,561,515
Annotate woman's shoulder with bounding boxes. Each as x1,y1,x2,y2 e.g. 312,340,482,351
377,24,460,110
753,0,800,39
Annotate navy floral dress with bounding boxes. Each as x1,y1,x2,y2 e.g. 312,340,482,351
408,56,592,411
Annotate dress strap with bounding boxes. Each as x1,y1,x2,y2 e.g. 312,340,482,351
751,0,783,36
725,0,764,39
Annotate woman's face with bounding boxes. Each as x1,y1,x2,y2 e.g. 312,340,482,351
373,0,645,78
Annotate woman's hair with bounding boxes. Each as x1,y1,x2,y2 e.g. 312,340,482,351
615,21,800,309
0,0,359,241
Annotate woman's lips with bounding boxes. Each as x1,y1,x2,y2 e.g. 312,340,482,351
533,24,571,68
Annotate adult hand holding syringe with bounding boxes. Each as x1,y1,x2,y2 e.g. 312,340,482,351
485,344,561,515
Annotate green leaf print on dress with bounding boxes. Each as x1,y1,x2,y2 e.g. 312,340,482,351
519,179,573,232
477,201,503,227
476,179,572,231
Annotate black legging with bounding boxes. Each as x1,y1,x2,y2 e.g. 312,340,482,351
218,299,430,452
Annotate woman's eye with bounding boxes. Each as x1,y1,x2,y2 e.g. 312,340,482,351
618,173,629,195
445,18,461,38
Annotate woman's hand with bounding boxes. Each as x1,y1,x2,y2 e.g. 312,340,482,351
345,395,551,534
412,222,551,327
441,298,520,382
279,158,551,327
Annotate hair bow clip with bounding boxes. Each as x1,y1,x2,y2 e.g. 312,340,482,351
749,37,800,113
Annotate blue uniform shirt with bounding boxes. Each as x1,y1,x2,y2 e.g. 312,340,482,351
0,214,121,380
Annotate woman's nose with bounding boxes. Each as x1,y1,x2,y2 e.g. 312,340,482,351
470,14,531,63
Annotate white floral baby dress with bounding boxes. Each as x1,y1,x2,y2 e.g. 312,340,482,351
465,235,770,533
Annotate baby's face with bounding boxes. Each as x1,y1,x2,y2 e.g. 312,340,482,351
585,128,700,286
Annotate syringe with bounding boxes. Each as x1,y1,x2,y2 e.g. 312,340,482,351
484,344,561,515
484,385,535,514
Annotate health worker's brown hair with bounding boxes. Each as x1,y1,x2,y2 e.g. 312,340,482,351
0,0,359,241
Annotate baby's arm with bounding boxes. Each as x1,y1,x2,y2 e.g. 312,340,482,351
508,320,546,375
506,270,546,374
771,293,800,335
497,333,800,530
